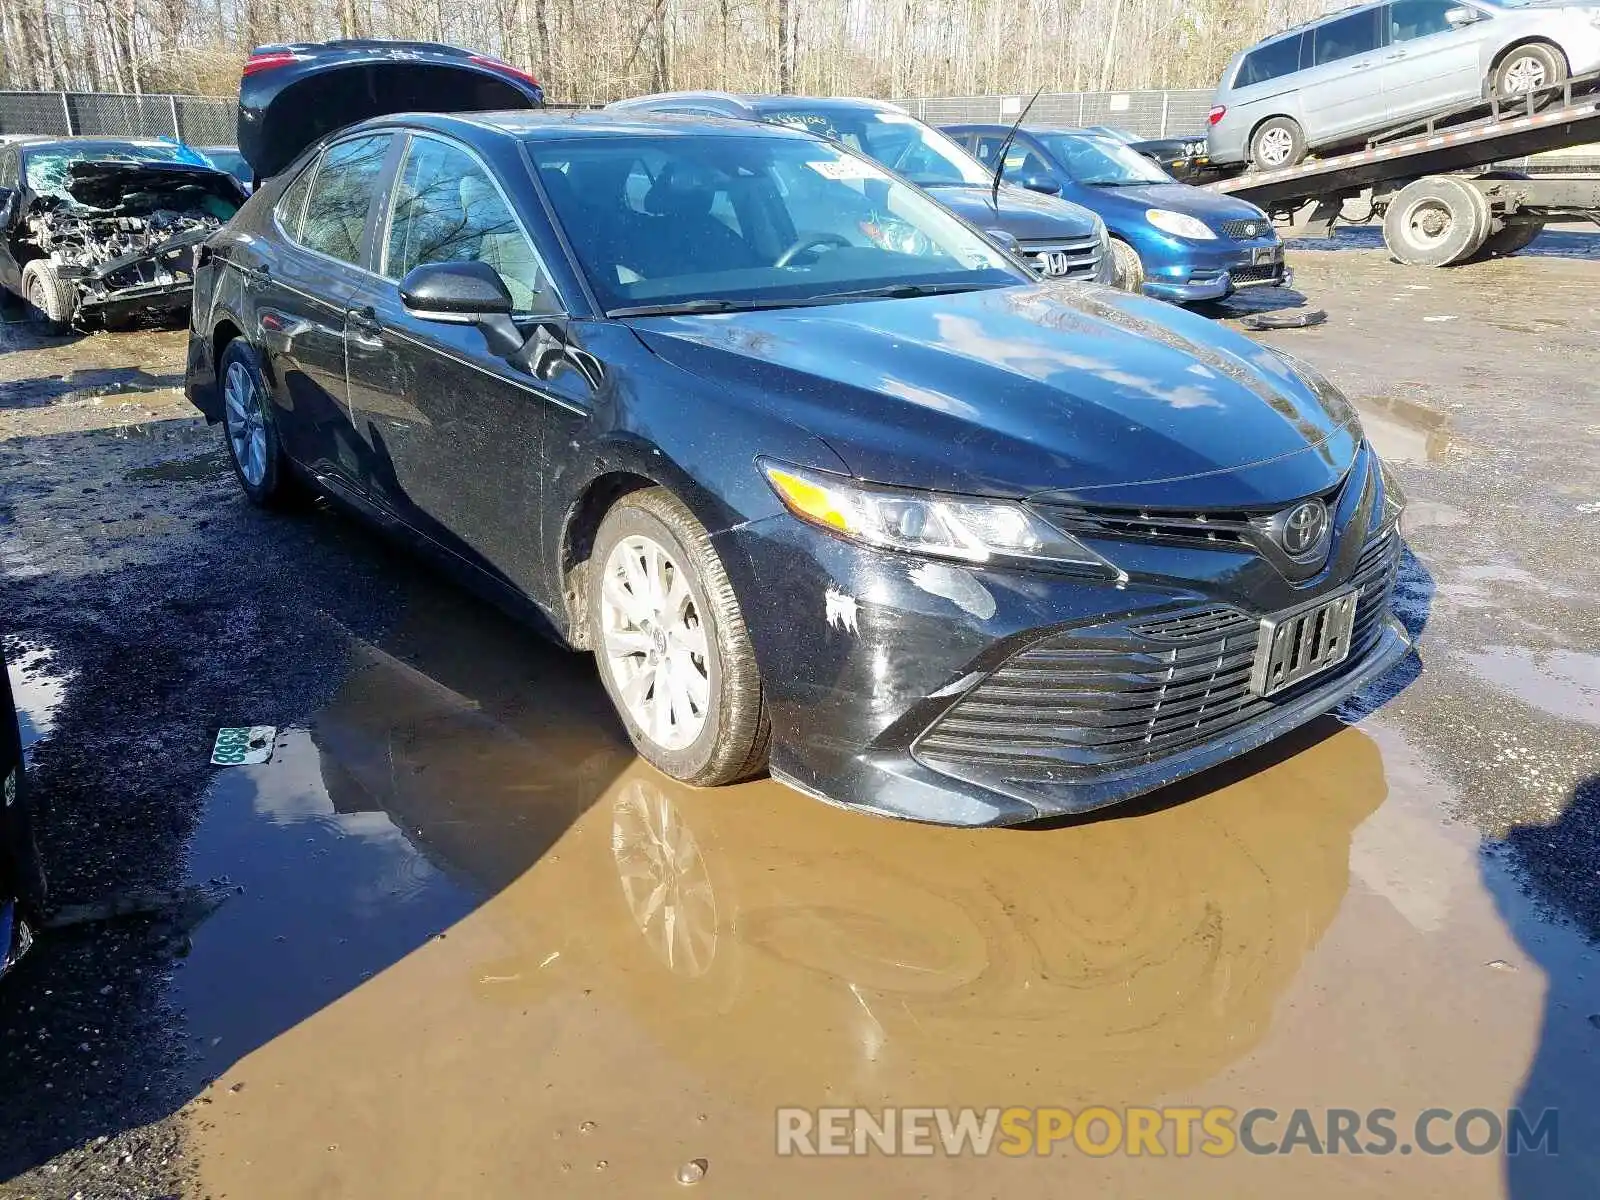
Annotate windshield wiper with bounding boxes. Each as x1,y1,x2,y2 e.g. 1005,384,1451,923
811,282,994,301
606,297,822,317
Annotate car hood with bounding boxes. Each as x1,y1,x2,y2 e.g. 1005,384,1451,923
51,160,247,212
630,284,1360,509
921,182,1101,240
238,41,544,179
1082,181,1268,227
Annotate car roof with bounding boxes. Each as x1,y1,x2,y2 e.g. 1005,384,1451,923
1252,0,1383,47
340,108,827,142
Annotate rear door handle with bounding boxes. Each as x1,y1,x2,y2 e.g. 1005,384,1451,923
1350,60,1373,69
347,305,384,348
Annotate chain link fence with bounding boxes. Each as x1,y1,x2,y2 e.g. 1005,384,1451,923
896,90,1215,139
0,90,239,145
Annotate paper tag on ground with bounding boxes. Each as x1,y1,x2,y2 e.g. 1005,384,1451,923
212,726,275,766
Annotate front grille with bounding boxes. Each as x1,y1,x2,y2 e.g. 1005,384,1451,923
1220,218,1272,239
1230,263,1283,283
1020,235,1103,282
914,527,1402,780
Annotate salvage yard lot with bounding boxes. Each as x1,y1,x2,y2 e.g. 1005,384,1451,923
0,240,1597,1198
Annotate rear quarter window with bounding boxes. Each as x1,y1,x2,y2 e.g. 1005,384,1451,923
274,161,315,239
1235,32,1308,87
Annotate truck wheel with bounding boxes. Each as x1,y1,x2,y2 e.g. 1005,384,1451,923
1469,171,1542,258
1249,118,1305,171
589,486,769,787
21,261,77,334
1382,176,1490,267
1475,221,1544,258
1492,44,1566,101
1109,239,1145,293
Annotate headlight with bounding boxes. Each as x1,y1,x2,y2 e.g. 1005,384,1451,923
1374,454,1406,533
761,460,1111,570
1145,209,1216,240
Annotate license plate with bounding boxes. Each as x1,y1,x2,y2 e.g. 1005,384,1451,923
1252,246,1280,266
1249,590,1359,697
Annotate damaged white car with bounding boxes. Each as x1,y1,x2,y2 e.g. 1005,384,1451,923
0,137,246,332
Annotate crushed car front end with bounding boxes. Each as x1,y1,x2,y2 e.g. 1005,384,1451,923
13,155,245,326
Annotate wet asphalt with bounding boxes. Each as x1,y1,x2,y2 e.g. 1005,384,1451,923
0,235,1596,1198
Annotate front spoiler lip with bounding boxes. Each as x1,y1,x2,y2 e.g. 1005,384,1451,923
770,613,1410,828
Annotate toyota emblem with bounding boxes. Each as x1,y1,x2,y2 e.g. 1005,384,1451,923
1276,499,1329,558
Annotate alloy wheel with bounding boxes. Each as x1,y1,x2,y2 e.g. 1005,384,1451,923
1502,55,1547,94
1257,127,1293,167
222,359,268,488
599,533,712,751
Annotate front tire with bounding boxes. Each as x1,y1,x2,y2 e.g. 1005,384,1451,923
1382,176,1490,267
1249,117,1306,171
218,339,292,507
589,487,769,786
1492,43,1566,102
1109,238,1145,293
21,261,76,334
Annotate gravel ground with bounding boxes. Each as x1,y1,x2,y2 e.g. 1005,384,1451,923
0,234,1596,1197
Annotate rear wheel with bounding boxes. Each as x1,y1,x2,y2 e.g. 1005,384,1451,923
1468,170,1543,259
1109,238,1145,293
1249,117,1306,172
218,339,292,507
1491,43,1566,102
1382,176,1490,267
589,487,769,786
21,261,76,334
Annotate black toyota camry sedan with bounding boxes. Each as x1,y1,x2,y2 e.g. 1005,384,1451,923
185,54,1409,826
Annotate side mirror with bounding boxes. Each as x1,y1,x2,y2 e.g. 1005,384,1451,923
400,260,523,359
984,227,1022,255
0,188,17,228
1015,172,1061,195
1444,6,1479,26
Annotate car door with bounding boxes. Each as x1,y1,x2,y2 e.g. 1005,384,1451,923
255,133,395,488
0,146,22,295
343,130,587,608
1380,0,1488,122
1297,7,1390,143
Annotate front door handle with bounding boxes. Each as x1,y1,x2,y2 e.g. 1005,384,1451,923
1350,60,1373,69
347,305,384,349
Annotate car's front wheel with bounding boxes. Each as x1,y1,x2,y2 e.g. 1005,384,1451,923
1109,238,1145,293
21,261,76,334
589,487,769,786
218,339,292,507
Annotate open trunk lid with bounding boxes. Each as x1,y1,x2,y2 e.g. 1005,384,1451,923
237,39,545,181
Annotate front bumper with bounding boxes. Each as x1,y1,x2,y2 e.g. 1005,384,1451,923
714,468,1409,827
1140,236,1291,303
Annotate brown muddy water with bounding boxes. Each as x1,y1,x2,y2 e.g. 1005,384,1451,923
164,592,1600,1200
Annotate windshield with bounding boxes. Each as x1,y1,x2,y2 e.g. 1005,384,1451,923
1039,135,1173,186
22,141,194,198
755,108,992,188
530,134,1026,315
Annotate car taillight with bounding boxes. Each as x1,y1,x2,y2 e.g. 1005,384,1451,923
1208,105,1227,126
242,51,301,75
469,55,540,88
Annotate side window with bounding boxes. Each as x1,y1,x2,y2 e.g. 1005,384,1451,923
1389,0,1461,42
299,134,392,266
384,135,558,314
1237,33,1307,86
1311,9,1384,66
274,159,315,240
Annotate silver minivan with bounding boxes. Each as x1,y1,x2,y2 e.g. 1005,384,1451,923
1209,0,1600,170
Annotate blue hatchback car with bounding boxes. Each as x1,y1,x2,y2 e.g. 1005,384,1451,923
944,125,1290,304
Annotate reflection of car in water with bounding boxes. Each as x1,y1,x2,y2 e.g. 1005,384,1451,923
450,724,1389,1106
1,643,47,981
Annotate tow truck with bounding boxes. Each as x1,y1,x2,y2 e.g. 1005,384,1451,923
1208,70,1600,266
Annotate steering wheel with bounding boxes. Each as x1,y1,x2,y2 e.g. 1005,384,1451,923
775,232,852,268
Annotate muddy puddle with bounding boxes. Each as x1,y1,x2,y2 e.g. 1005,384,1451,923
169,598,1600,1199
